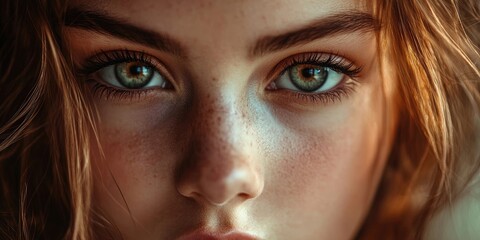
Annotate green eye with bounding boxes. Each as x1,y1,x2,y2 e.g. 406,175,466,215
97,61,170,90
289,64,328,92
115,62,154,89
274,63,344,93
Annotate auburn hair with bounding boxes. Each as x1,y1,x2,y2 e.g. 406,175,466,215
0,0,479,239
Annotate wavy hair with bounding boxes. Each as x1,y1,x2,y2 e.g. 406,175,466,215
359,0,480,239
0,0,479,239
0,0,95,239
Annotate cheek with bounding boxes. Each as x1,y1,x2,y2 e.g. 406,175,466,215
257,81,388,238
90,100,187,234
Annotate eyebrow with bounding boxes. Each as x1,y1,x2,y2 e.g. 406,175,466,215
64,7,379,58
64,7,185,57
251,11,380,57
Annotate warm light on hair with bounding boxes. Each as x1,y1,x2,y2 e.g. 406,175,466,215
0,0,479,239
359,0,480,239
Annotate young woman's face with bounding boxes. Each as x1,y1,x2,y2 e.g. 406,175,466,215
67,0,397,239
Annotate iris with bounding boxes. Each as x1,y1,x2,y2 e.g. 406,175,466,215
289,64,328,92
115,62,154,89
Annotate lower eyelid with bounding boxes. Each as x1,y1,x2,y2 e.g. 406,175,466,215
87,80,161,102
265,79,359,106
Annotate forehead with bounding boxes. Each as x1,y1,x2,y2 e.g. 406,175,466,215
70,0,367,50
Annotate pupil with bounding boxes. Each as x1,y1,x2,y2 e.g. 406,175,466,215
301,68,315,78
129,65,145,76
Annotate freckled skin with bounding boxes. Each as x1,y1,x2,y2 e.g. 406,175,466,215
69,0,397,239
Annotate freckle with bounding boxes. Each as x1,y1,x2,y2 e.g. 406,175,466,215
212,77,217,82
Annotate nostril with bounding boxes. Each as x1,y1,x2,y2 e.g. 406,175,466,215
176,173,262,206
175,121,264,207
238,192,251,200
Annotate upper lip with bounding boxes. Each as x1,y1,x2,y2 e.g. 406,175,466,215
177,229,259,240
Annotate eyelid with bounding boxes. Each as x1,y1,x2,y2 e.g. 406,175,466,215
80,50,171,76
267,52,362,83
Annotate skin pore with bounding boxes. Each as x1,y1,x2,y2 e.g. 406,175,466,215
65,0,397,239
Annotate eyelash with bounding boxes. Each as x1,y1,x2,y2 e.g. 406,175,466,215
78,50,362,103
79,49,154,74
268,52,362,104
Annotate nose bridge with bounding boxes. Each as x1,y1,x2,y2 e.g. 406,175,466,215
192,97,242,183
195,93,243,160
176,91,263,206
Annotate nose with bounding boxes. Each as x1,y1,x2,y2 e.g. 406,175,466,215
176,95,264,206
